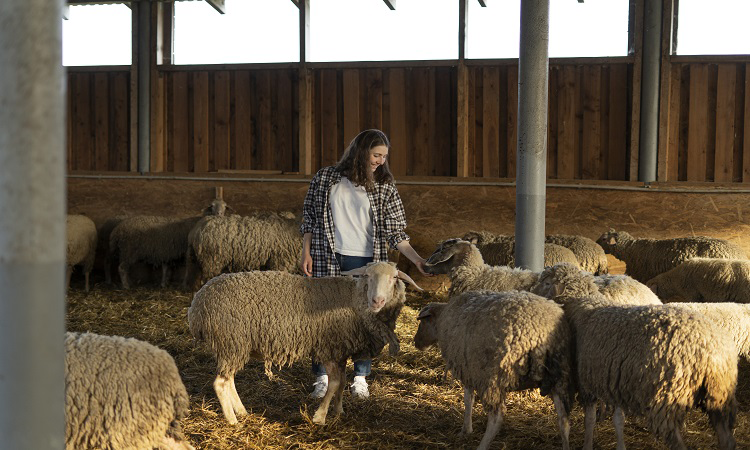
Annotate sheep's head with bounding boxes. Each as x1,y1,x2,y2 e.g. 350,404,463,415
413,303,445,350
462,231,486,245
202,198,234,217
531,262,598,304
424,239,481,274
596,228,630,252
343,261,422,313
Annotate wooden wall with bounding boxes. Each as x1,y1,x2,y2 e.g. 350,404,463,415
659,61,749,182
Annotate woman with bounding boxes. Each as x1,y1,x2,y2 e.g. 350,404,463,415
300,128,429,400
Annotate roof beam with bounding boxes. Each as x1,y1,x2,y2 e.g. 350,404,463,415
383,0,396,10
205,0,225,14
290,0,300,7
477,0,487,6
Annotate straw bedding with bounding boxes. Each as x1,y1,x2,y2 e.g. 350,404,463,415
66,279,750,449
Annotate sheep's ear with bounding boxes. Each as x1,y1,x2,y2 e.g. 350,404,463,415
416,307,432,320
461,232,481,245
397,270,423,291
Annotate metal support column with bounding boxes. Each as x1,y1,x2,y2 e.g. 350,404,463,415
638,0,662,182
0,0,66,448
137,0,152,173
515,0,550,271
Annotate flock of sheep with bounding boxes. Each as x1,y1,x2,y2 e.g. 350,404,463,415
64,194,750,449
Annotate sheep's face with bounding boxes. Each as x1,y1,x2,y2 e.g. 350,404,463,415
424,239,473,274
461,231,485,245
203,199,232,217
344,262,421,313
413,304,443,350
532,263,592,303
596,229,622,251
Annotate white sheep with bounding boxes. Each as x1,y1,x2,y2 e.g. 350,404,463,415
647,257,750,303
184,212,302,290
65,331,193,450
462,231,580,269
596,229,747,283
664,302,750,361
593,273,662,305
423,239,539,297
66,214,98,292
532,263,738,450
414,290,573,450
187,261,421,425
546,233,609,275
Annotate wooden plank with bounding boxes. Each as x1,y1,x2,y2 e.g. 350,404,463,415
744,64,750,182
656,0,675,181
112,72,130,171
171,71,189,172
234,71,253,170
276,69,293,172
412,68,431,176
66,75,73,171
557,65,577,179
599,67,610,180
687,64,709,181
714,64,736,182
456,63,470,177
150,70,165,172
582,66,601,179
192,71,210,173
320,69,339,168
213,71,231,171
482,66,500,177
664,64,682,181
364,69,383,128
473,67,483,177
678,64,690,180
75,74,93,171
256,71,273,170
608,65,628,180
387,68,407,176
547,67,559,179
299,68,313,174
93,73,109,171
434,67,451,176
506,65,518,178
629,0,644,181
342,69,360,144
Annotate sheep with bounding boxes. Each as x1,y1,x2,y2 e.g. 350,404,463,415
596,228,747,283
423,239,539,297
414,290,573,450
647,257,750,303
545,234,609,275
66,214,98,292
593,274,662,305
532,263,738,450
184,212,302,290
663,302,750,361
98,215,127,285
462,231,580,269
65,331,193,450
187,261,422,425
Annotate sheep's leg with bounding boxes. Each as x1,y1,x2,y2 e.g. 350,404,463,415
65,266,72,290
229,376,247,419
160,436,196,450
461,386,474,434
313,361,341,425
476,406,503,450
214,374,239,425
333,360,347,415
664,425,687,450
118,262,131,289
104,253,113,284
84,270,90,293
161,265,171,288
552,392,570,450
709,407,737,450
613,406,625,450
583,403,597,450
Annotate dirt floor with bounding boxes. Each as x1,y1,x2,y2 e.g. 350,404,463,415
65,176,750,449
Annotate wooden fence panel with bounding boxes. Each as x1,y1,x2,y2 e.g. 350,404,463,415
343,69,360,145
715,64,736,182
94,73,109,171
386,68,408,177
192,71,210,173
212,71,231,171
319,69,339,168
276,69,294,172
233,71,252,170
506,66,518,178
745,63,750,182
582,66,601,179
687,64,709,181
111,72,130,171
73,74,93,171
557,65,578,180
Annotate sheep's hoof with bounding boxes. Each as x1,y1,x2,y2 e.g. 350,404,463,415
461,426,473,435
388,342,400,356
225,416,239,426
312,412,327,425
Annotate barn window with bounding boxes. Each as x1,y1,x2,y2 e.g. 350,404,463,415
173,0,299,64
309,0,457,62
62,4,132,66
675,0,750,55
466,0,630,59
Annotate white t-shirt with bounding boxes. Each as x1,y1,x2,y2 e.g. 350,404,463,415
329,176,374,257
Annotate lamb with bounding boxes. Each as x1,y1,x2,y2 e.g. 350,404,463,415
65,331,193,450
647,257,750,303
532,263,738,450
596,228,747,283
66,214,98,292
187,261,421,425
423,239,539,297
462,231,580,269
414,290,573,450
184,212,303,290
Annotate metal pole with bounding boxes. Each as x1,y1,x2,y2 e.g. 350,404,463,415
138,0,152,173
515,0,550,271
0,1,66,448
638,0,661,182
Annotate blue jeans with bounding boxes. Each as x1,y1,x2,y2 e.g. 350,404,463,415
312,253,373,377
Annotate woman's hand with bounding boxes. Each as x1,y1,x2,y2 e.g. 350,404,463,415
301,232,313,276
395,240,433,277
413,258,432,277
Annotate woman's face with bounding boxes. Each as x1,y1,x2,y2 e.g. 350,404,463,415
369,145,389,172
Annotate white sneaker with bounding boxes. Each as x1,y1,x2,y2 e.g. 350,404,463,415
310,375,328,399
350,376,369,400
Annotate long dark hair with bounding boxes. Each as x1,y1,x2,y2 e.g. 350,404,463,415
335,129,394,191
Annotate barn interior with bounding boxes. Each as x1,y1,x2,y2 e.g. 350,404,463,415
8,0,750,448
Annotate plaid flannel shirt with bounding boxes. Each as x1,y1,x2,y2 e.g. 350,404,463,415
300,166,409,277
